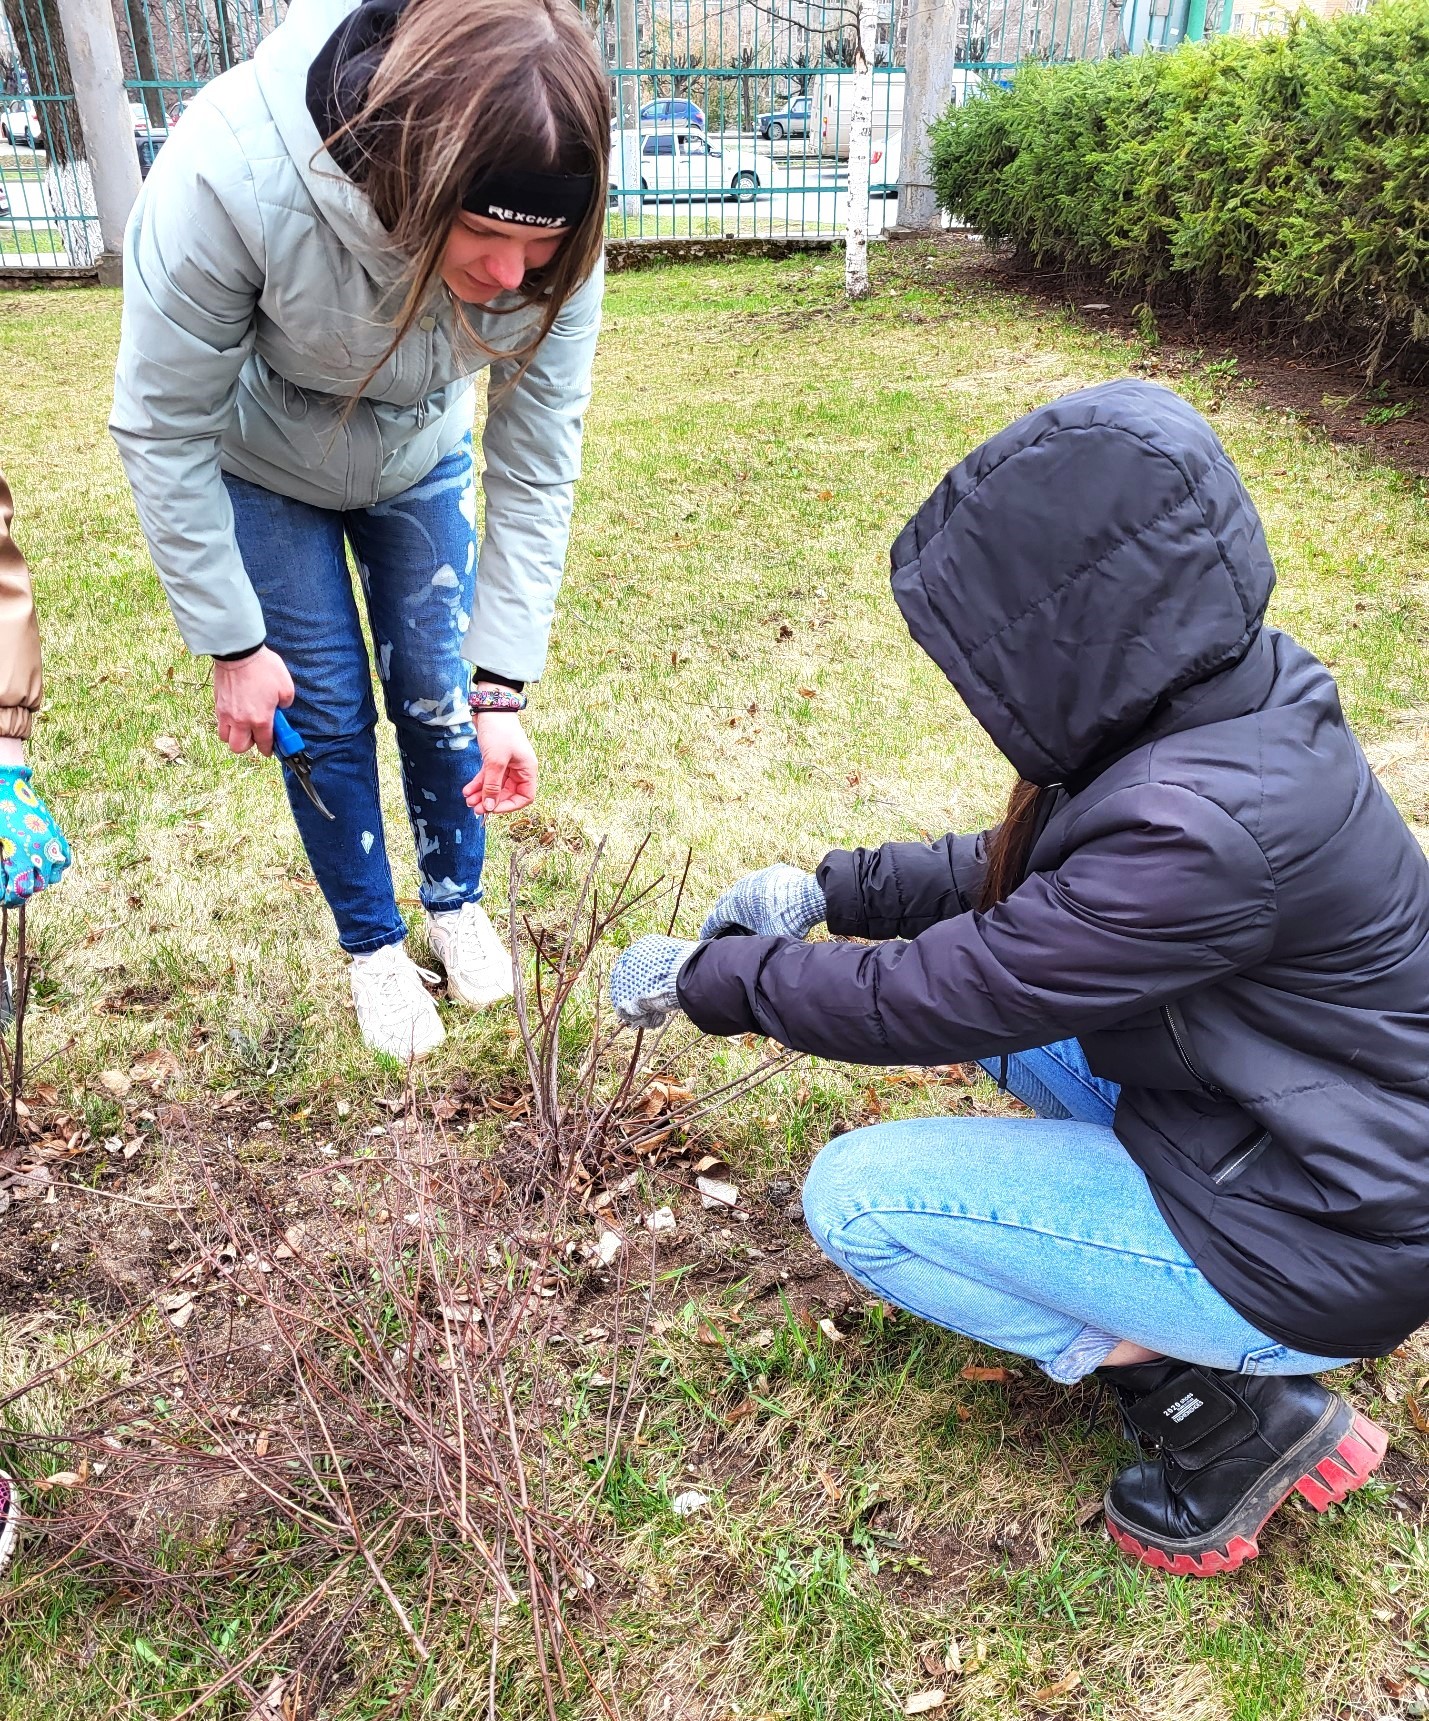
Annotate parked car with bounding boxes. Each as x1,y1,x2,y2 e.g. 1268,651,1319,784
135,131,167,178
758,95,812,141
610,127,781,205
0,102,40,150
638,98,705,131
869,131,900,198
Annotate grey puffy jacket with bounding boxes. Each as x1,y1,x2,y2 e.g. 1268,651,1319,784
678,380,1429,1359
109,0,602,679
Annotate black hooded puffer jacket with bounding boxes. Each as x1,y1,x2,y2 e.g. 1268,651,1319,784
676,379,1429,1359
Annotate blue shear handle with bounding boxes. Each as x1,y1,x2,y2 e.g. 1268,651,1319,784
271,708,306,759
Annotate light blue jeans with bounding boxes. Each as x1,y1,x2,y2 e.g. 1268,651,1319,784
801,1039,1353,1383
225,440,483,954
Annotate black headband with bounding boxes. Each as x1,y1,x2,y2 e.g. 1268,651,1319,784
462,167,592,228
307,0,595,228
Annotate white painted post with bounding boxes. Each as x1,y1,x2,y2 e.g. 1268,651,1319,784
897,0,962,230
52,0,142,283
844,0,876,299
616,0,641,132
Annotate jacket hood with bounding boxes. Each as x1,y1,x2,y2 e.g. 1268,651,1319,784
890,380,1277,785
251,0,401,280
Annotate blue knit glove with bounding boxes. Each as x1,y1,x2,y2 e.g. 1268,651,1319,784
0,766,71,908
700,864,826,942
610,935,701,1030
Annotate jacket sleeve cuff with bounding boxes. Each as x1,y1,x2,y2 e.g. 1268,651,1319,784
817,848,869,938
213,639,265,663
675,937,768,1038
0,706,34,741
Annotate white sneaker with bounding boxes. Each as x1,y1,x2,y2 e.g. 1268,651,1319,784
426,902,515,1008
0,1468,17,1577
349,943,446,1061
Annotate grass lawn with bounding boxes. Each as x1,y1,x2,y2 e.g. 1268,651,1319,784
0,246,1426,1717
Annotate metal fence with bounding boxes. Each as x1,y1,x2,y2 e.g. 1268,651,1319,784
0,0,1173,270
595,0,908,240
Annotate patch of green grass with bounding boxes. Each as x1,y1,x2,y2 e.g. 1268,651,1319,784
0,224,65,259
0,247,1426,1715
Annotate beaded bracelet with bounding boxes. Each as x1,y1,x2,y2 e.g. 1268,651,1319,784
470,687,529,715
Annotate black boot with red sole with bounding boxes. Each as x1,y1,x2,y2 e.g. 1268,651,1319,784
1095,1359,1388,1577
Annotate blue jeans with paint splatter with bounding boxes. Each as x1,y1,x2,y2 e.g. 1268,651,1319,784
225,440,483,953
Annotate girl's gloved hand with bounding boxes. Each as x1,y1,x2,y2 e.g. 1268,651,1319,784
610,935,701,1030
0,766,71,907
700,864,826,942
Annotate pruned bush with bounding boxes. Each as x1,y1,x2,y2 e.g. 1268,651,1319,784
930,4,1429,377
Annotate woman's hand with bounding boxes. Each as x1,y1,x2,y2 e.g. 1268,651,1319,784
464,711,538,815
213,646,295,757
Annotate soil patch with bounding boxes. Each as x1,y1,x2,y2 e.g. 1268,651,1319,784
900,234,1429,478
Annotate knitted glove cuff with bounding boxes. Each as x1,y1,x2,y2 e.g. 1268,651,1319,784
610,935,701,1030
784,870,829,939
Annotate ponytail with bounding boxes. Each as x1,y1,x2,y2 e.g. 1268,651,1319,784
978,778,1051,910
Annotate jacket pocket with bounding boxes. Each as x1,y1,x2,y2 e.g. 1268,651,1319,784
1209,1128,1272,1187
1161,1002,1231,1101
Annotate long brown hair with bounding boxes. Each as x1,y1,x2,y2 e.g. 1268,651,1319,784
979,777,1048,910
327,0,609,372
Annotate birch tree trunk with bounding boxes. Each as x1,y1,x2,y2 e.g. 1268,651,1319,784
843,0,876,300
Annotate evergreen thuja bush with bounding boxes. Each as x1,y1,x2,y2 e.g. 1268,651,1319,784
930,2,1429,378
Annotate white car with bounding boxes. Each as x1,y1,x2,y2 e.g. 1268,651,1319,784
0,103,40,149
869,131,901,198
611,127,783,205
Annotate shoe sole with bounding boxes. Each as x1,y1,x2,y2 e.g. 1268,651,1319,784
445,978,514,1010
1103,1400,1388,1577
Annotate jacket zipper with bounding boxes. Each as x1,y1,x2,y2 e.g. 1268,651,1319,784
1161,1003,1230,1101
1211,1130,1272,1186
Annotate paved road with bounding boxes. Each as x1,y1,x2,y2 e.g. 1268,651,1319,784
2,177,53,221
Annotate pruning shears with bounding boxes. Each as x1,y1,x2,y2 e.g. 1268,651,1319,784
272,709,335,821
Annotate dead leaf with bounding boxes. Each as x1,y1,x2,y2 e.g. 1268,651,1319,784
959,1364,1015,1383
1032,1671,1082,1702
254,1430,270,1458
955,1405,972,1423
153,734,182,763
696,1321,730,1347
8,1162,51,1201
818,1318,845,1344
798,686,817,699
776,623,794,641
33,1459,89,1494
903,1692,945,1715
726,1398,758,1424
1407,1393,1429,1435
97,1068,132,1100
692,1153,726,1174
816,489,834,502
163,1291,195,1331
1073,1497,1105,1529
246,1673,287,1721
131,1047,182,1086
640,1079,693,1116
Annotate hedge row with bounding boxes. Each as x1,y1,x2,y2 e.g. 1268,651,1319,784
929,4,1429,376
